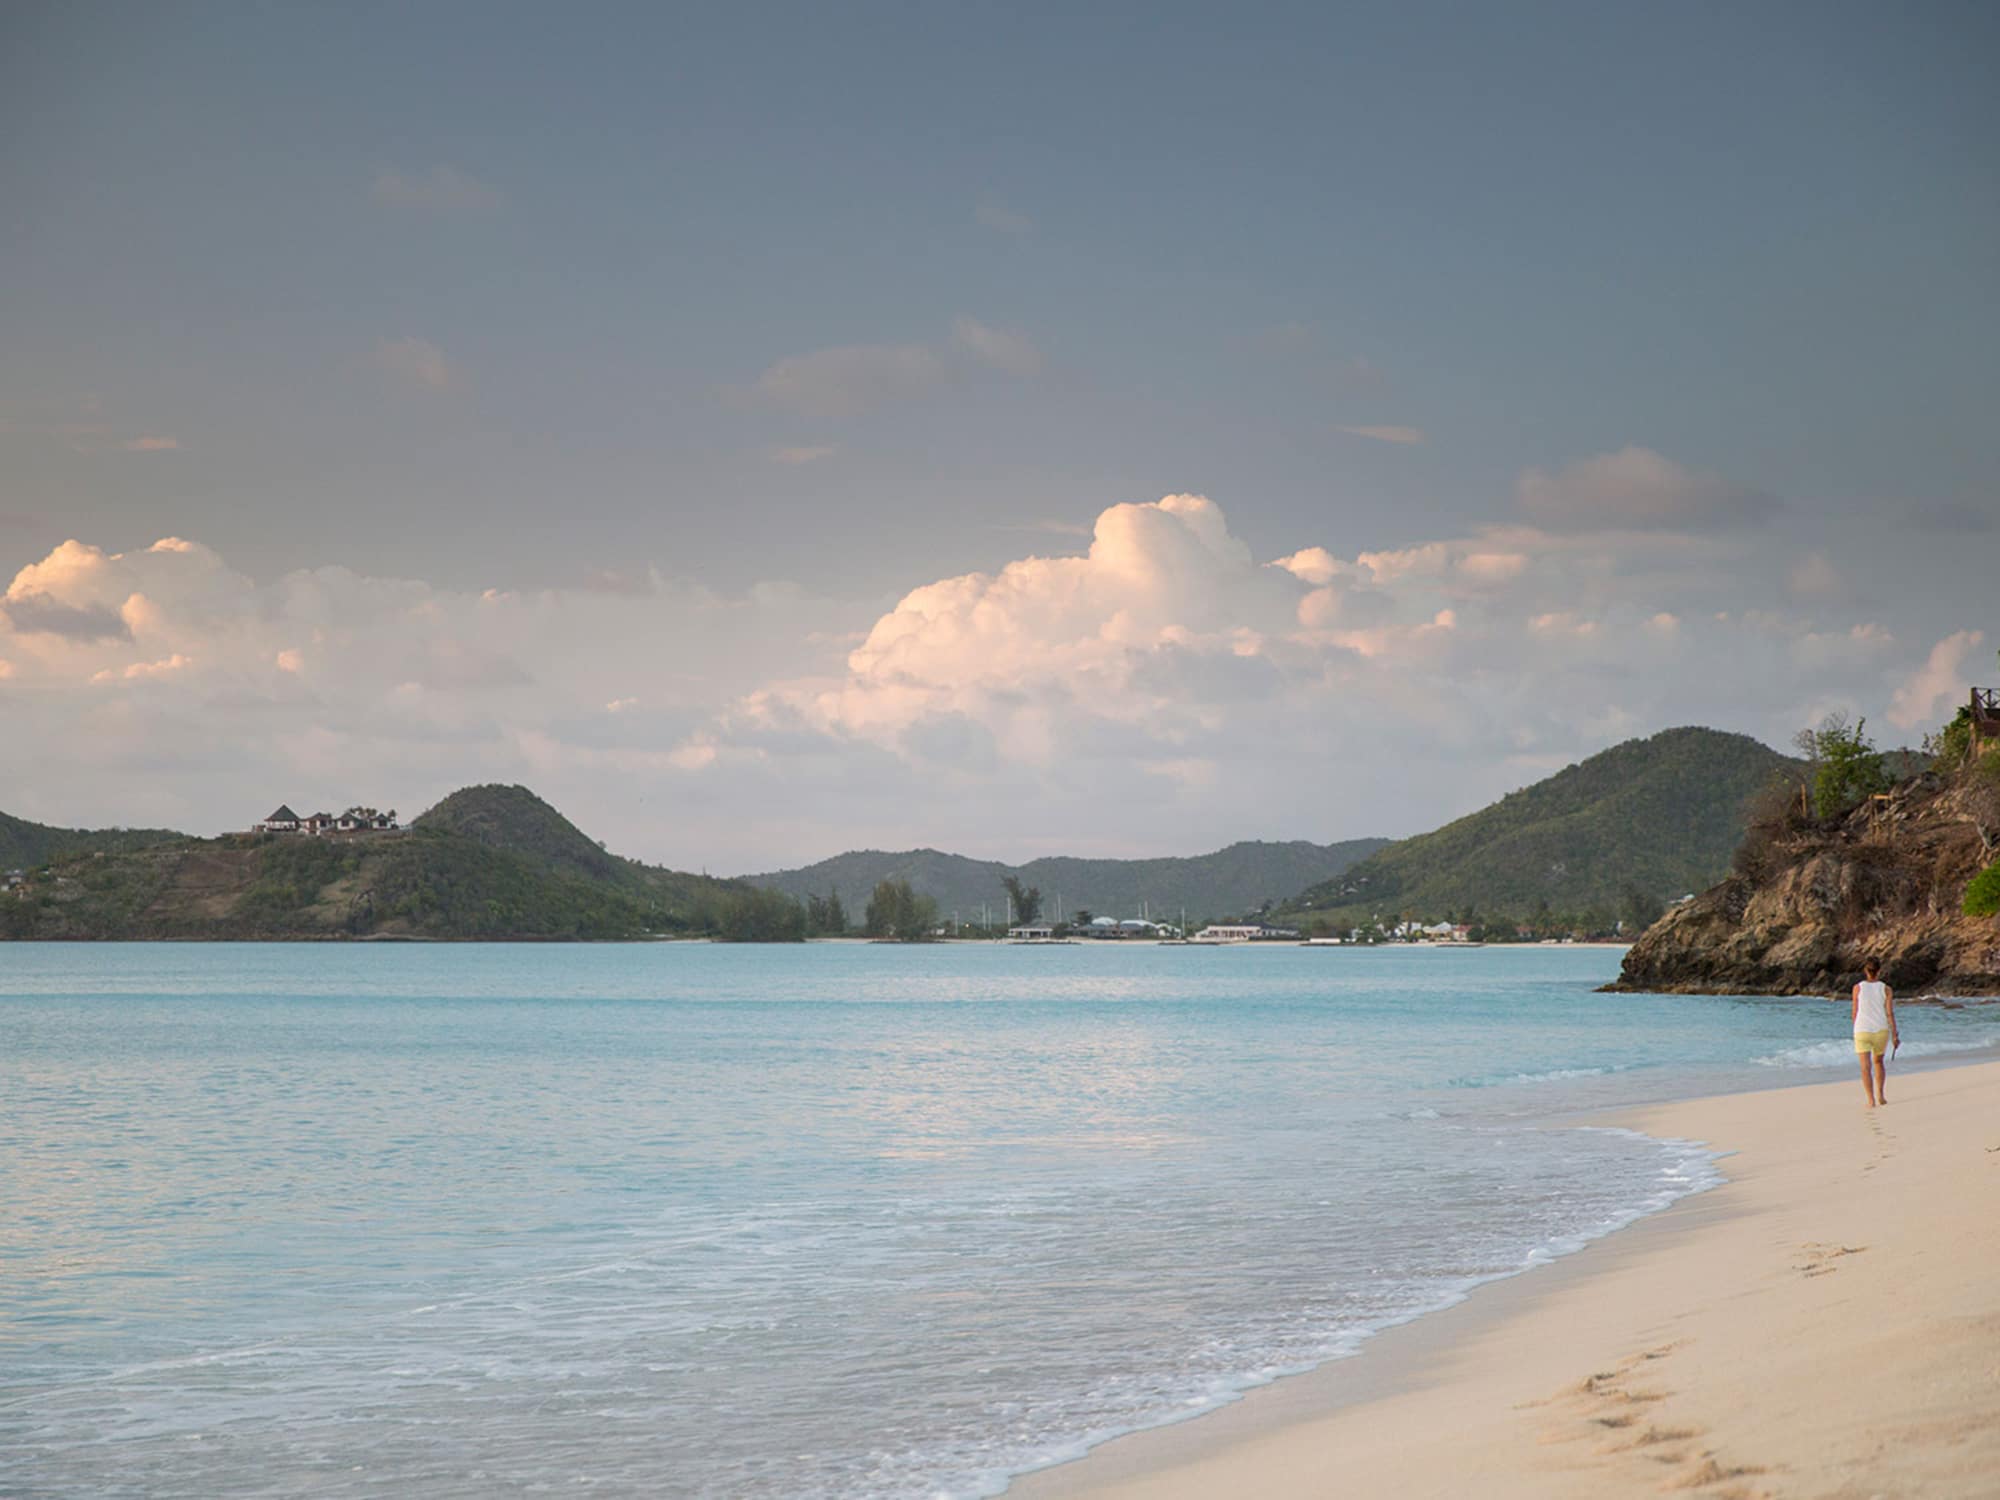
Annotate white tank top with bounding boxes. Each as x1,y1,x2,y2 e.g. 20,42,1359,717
1854,980,1890,1034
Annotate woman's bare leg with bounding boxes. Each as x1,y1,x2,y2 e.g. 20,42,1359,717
1859,1052,1877,1107
1875,1053,1888,1103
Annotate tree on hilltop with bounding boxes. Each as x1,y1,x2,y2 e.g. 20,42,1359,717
1793,713,1888,820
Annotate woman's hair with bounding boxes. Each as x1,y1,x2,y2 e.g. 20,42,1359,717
1863,957,1881,978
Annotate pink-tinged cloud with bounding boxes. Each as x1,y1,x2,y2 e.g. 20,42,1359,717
91,653,192,683
1518,446,1776,531
1888,630,1986,730
121,436,180,451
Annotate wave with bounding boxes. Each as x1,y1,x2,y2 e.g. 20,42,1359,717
1450,1063,1633,1088
1753,1036,1998,1069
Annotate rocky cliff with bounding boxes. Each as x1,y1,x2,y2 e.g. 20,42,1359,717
1609,765,2000,997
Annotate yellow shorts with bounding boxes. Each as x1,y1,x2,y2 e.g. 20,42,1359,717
1854,1030,1889,1056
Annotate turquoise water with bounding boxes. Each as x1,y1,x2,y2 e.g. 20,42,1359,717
4,943,1997,1498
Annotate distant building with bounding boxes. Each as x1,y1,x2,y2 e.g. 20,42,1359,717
1007,925,1056,940
1194,921,1301,942
255,803,399,835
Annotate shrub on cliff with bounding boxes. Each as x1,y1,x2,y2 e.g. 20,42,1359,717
1793,713,1889,820
1965,861,2000,919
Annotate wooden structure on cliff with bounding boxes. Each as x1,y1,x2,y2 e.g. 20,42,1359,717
1971,687,2000,758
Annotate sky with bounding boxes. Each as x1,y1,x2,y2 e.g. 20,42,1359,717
2,1,1996,872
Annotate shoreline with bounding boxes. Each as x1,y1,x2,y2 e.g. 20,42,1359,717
1011,1057,2000,1499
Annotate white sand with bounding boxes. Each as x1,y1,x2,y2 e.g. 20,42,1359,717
1013,1059,2000,1499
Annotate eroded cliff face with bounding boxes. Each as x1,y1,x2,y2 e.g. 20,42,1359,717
1609,769,2000,997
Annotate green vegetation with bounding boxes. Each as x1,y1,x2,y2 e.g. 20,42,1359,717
0,810,183,871
1282,728,1802,933
1793,713,1889,820
1965,861,2000,919
1,785,757,941
1924,705,1974,772
747,837,1389,929
413,784,621,880
712,885,808,942
864,878,939,940
1001,875,1042,925
804,889,849,936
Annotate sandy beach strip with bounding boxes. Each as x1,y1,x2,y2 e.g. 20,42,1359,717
1013,1058,2000,1500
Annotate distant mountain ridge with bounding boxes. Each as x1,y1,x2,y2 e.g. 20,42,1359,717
746,838,1391,924
1282,727,1802,929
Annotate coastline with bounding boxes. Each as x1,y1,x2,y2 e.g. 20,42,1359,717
1011,1058,2000,1499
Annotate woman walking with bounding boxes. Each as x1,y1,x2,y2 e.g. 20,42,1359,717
1851,958,1898,1108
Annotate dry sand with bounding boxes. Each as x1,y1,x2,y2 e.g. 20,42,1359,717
1013,1059,2000,1500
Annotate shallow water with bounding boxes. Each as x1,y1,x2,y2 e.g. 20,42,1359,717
4,943,1995,1498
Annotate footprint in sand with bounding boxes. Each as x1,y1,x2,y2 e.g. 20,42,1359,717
1794,1242,1867,1277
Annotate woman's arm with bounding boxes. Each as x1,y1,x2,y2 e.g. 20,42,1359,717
1886,986,1898,1044
1851,984,1859,1025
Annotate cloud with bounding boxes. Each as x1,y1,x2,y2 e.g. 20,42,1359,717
120,436,180,452
375,337,455,391
745,319,1040,420
0,454,1974,870
1888,629,1986,731
749,343,944,419
1786,549,1843,600
92,653,192,683
1335,424,1425,446
2,540,135,640
1517,447,1778,531
372,165,502,213
952,316,1043,377
0,532,860,859
1,593,133,642
770,444,838,466
752,495,1422,770
974,194,1032,235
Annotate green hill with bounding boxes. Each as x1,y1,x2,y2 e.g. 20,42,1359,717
1,810,185,871
413,783,623,882
1281,727,1802,931
1,785,746,941
746,837,1390,925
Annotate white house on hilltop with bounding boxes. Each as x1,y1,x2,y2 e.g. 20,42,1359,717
256,804,398,835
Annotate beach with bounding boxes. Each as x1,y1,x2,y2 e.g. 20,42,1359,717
1014,1057,2000,1500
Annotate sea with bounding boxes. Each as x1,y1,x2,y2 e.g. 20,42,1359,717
5,942,1998,1499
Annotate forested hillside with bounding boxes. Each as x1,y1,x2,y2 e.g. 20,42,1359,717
1,786,750,941
1,810,184,871
1282,728,1801,931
